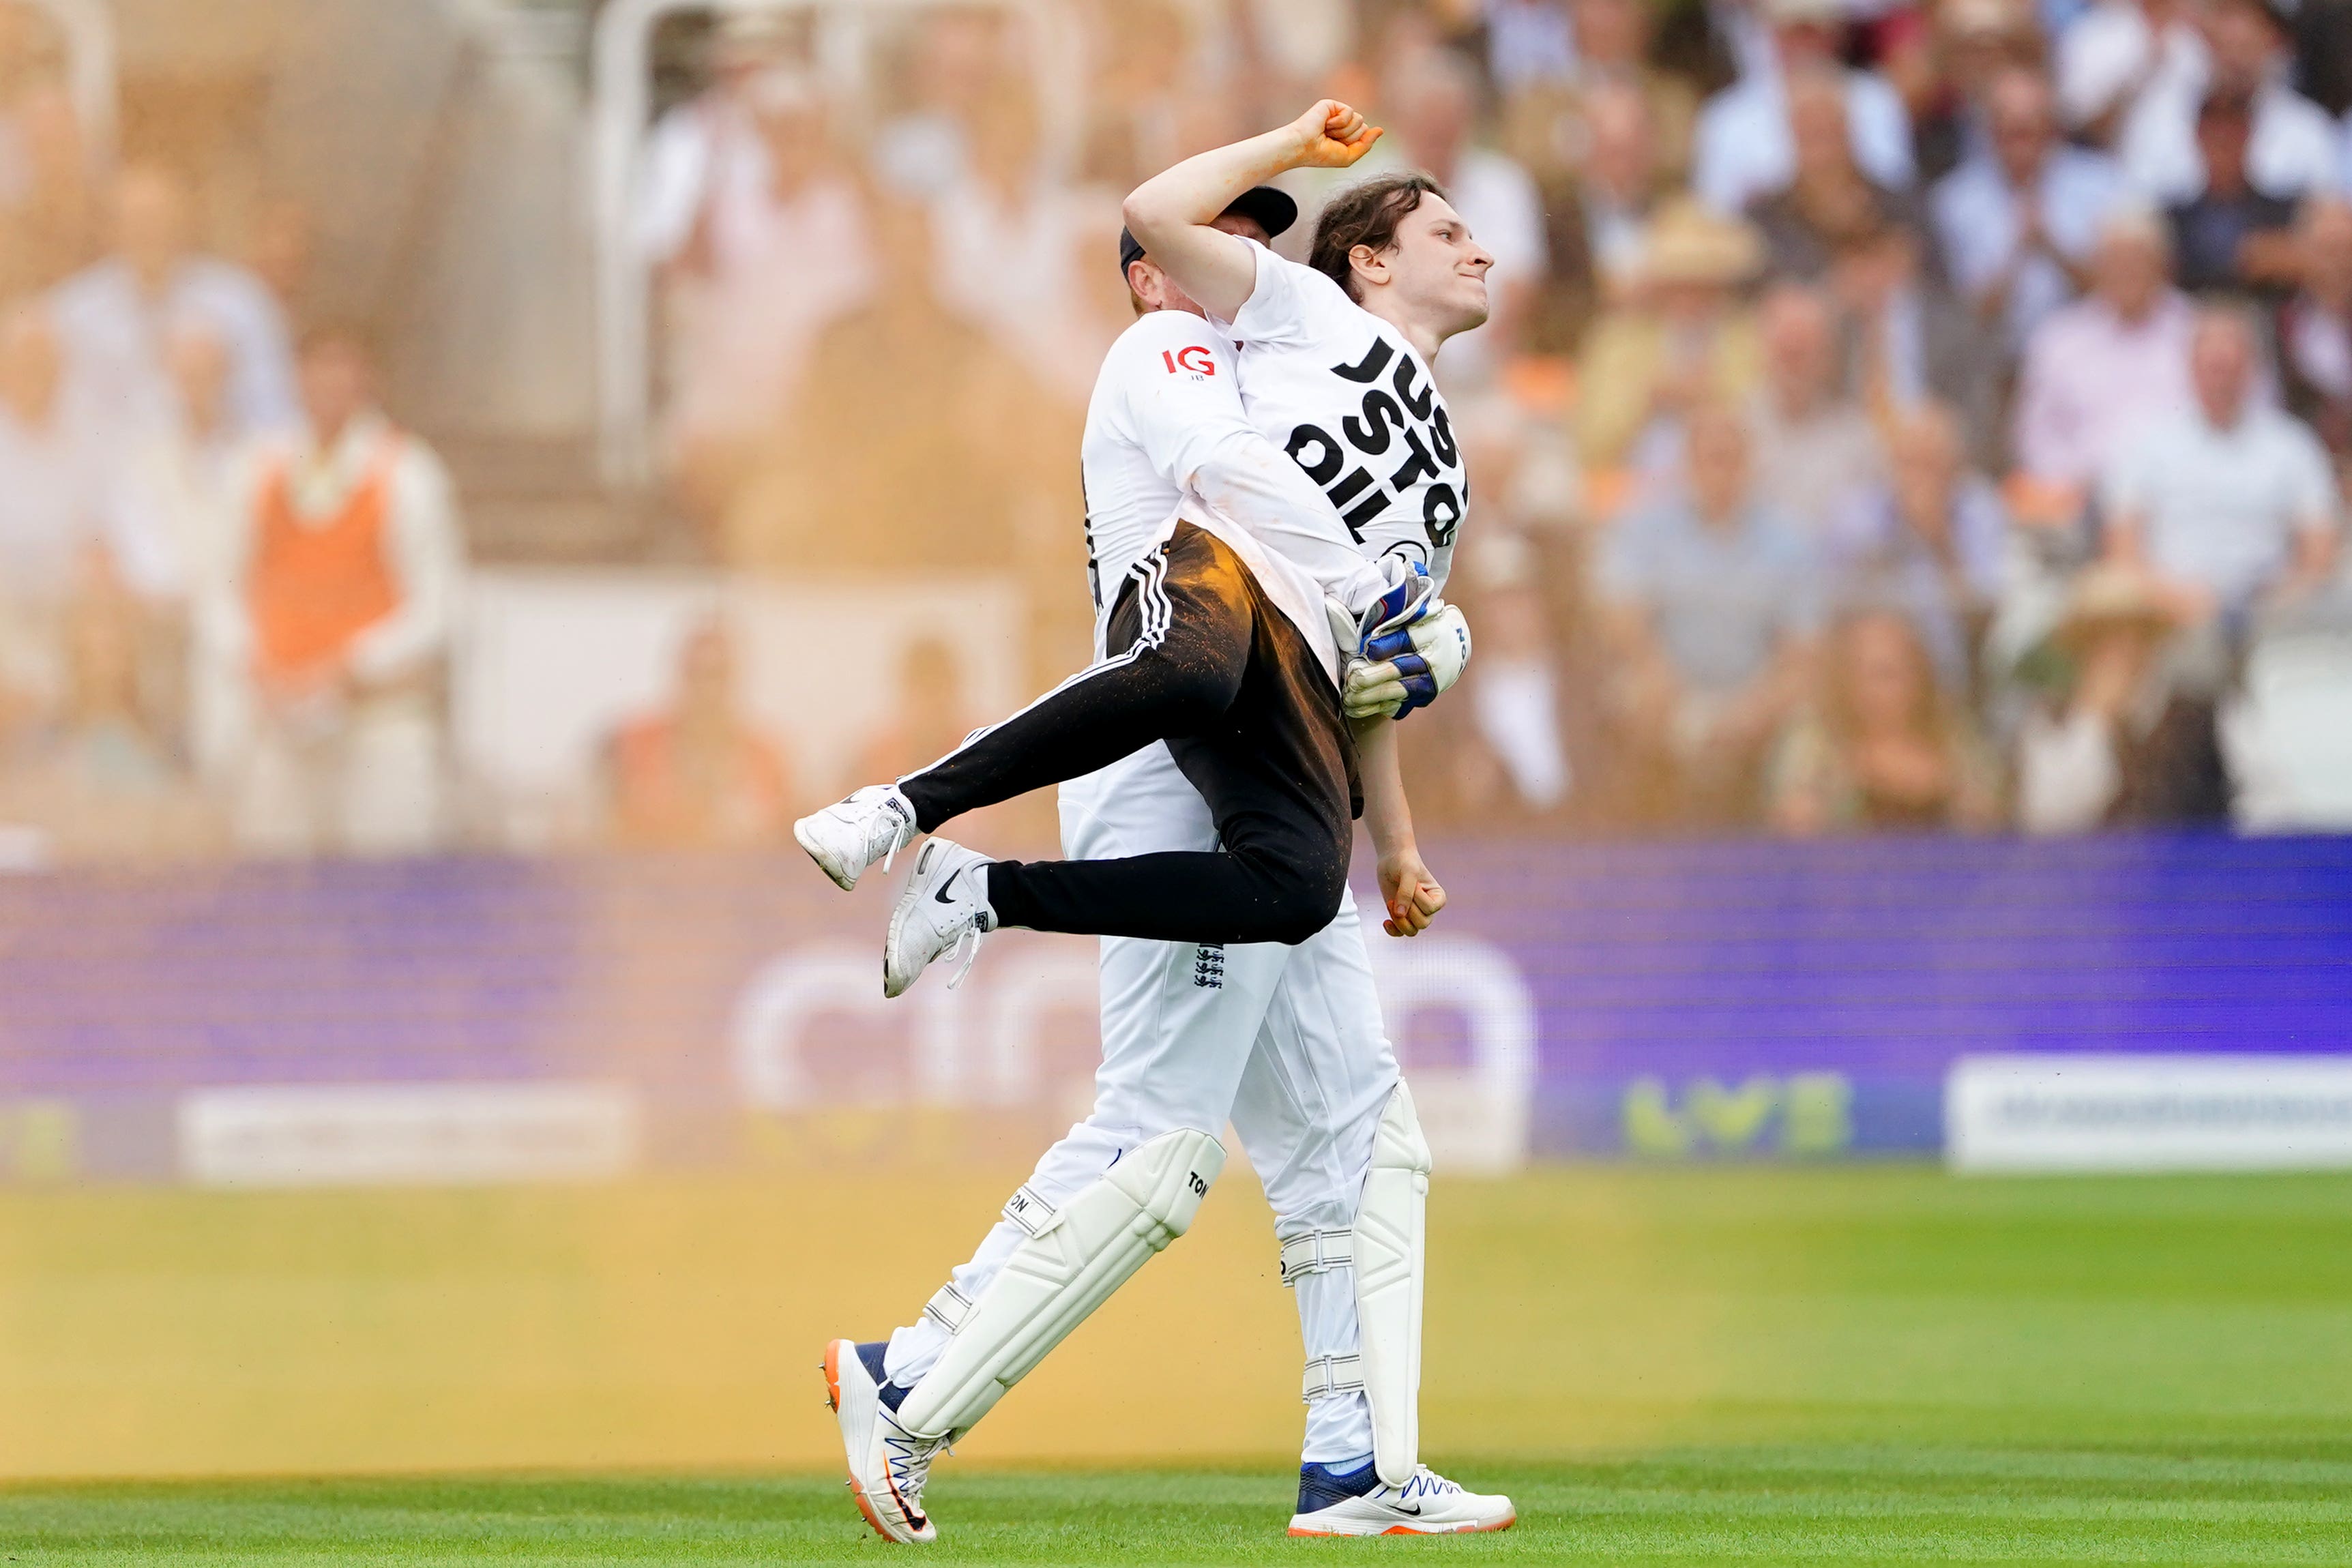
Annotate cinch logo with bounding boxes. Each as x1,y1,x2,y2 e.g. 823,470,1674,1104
1162,346,1216,376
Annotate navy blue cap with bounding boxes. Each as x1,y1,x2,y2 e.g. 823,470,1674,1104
1119,186,1298,283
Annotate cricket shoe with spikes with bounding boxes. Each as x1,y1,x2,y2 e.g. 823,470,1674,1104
822,1337,948,1543
795,784,919,891
883,838,997,998
1287,1458,1516,1537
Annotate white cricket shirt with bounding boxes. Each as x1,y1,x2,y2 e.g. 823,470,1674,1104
1079,307,1387,621
1213,241,1467,592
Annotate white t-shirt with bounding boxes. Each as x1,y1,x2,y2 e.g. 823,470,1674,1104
1213,241,1470,592
1080,308,1385,630
2102,406,2340,609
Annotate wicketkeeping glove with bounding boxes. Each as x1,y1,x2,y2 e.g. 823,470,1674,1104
1339,560,1474,720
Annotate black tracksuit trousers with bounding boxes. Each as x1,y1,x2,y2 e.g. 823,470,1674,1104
896,523,1357,947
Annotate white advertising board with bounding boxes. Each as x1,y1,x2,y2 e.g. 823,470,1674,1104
180,1082,640,1187
1946,1054,2352,1173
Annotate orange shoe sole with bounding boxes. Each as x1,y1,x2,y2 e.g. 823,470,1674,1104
1289,1511,1516,1537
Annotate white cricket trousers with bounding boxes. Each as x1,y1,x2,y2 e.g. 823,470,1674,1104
883,742,1398,1463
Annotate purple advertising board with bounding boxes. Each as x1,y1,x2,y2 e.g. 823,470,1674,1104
1,833,2347,1183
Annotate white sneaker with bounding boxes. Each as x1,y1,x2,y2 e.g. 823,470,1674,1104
795,785,918,891
883,838,996,998
823,1337,946,1543
1287,1461,1516,1537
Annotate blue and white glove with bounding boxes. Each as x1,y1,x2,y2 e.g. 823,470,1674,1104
1340,560,1473,720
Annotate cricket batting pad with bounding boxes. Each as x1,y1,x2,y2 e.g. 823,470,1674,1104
1355,1080,1432,1485
893,1126,1226,1440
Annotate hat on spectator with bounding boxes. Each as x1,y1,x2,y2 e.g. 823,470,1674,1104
1637,197,1765,288
1118,186,1299,282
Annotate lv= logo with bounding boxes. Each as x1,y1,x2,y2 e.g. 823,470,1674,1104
1623,1074,1854,1157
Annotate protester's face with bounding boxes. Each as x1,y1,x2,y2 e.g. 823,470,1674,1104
1371,194,1493,340
2094,230,2168,314
2190,317,2254,424
1847,615,1926,731
1687,413,1750,517
1988,75,2054,183
299,340,372,436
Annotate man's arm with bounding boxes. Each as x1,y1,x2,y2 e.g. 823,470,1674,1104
1355,713,1445,938
1121,101,1380,321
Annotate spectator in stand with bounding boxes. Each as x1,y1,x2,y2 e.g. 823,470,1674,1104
1446,531,1575,818
1376,46,1548,381
2012,205,2195,494
2164,89,2302,294
2278,196,2352,469
0,70,89,297
0,299,98,608
1599,402,1821,824
1829,219,2005,468
634,9,805,262
932,68,1122,404
1883,0,2046,192
105,317,245,784
604,619,795,850
1692,0,1915,215
1574,197,1766,476
2057,0,2203,149
211,326,464,859
872,8,1006,198
2117,0,2338,204
1766,607,2003,833
1496,0,1701,189
1934,65,2126,355
2013,563,2228,829
643,64,873,516
48,164,295,442
1538,78,1667,344
0,546,222,863
2101,305,2340,632
1748,66,1927,282
1826,401,2009,691
1748,280,1885,540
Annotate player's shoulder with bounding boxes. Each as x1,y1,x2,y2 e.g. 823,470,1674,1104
1099,310,1233,387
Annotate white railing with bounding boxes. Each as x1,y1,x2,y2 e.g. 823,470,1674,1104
587,0,1082,486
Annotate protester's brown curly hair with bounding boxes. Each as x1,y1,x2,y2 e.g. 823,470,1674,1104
1307,173,1447,302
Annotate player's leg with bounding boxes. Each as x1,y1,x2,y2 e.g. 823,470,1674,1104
823,755,1288,1541
880,541,1356,992
1229,898,1516,1535
794,524,1254,891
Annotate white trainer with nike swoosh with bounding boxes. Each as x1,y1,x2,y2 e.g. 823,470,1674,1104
1287,1459,1516,1537
823,1337,947,1543
794,784,919,891
883,837,997,998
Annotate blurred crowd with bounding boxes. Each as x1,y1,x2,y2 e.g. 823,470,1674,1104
3,0,2351,866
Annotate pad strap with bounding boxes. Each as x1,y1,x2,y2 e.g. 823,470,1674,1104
1002,1183,1061,1238
1279,1228,1353,1286
1302,1354,1366,1402
923,1282,974,1334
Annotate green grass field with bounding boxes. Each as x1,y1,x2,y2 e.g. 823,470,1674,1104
3,1166,2349,1565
